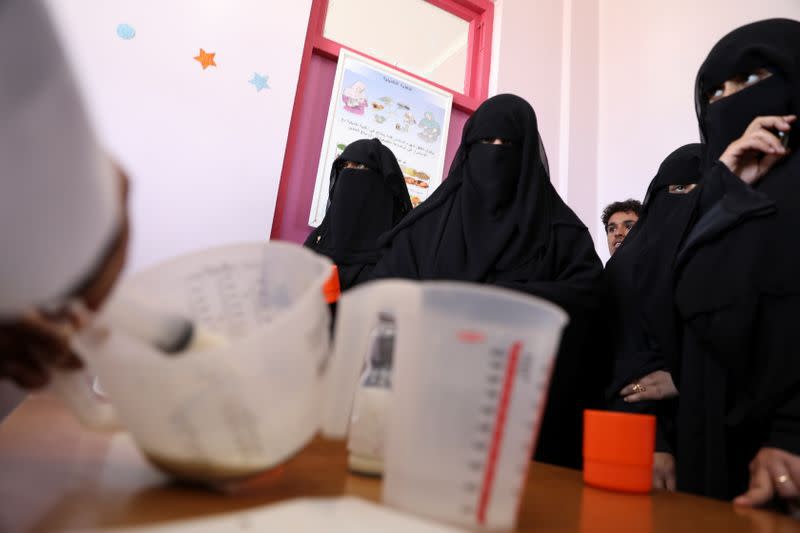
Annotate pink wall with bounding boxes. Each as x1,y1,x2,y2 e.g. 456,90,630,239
491,0,565,191
563,0,599,235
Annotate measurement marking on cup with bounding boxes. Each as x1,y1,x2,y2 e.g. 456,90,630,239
476,341,523,526
468,461,484,472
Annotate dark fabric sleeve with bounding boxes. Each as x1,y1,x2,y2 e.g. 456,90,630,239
492,225,604,317
303,226,322,249
766,390,800,455
492,226,607,407
761,297,800,456
655,424,673,454
655,398,678,454
492,226,605,469
369,226,422,280
697,161,767,214
683,163,775,259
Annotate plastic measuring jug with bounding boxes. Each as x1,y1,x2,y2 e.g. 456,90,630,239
322,280,569,530
51,241,333,484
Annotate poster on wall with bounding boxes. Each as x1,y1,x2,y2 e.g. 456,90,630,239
308,49,453,227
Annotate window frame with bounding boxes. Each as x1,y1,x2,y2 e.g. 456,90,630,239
308,0,494,112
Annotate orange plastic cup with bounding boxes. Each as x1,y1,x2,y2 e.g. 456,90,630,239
583,409,655,493
323,265,341,304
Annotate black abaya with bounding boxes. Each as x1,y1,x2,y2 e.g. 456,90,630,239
372,94,604,469
604,144,703,413
672,18,800,500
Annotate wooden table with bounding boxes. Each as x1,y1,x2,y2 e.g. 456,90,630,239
0,395,796,532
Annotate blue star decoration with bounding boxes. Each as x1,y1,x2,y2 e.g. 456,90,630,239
116,23,136,40
249,73,270,92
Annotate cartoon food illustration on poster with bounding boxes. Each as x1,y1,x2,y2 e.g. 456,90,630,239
418,112,442,142
401,165,432,207
342,81,368,114
395,111,416,132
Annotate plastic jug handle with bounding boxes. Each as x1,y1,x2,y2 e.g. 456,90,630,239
49,368,120,430
320,279,416,439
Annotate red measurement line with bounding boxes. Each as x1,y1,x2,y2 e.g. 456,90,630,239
477,340,522,526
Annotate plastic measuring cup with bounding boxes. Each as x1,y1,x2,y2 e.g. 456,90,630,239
51,241,333,484
322,280,568,530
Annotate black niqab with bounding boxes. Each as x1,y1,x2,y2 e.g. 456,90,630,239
373,94,604,469
695,18,799,165
378,94,577,281
305,138,412,290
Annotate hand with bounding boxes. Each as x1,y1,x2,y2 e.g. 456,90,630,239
653,452,676,491
0,160,126,390
719,115,795,185
0,311,83,389
620,370,678,402
734,447,800,507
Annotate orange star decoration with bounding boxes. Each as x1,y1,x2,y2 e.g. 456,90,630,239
194,48,216,70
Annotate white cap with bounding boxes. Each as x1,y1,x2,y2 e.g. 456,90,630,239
0,0,120,317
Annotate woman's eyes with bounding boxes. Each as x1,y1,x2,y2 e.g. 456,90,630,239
479,138,513,145
744,72,762,86
709,87,725,102
668,183,697,194
707,69,772,103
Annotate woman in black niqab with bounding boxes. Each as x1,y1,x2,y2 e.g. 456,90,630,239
304,138,412,291
601,144,703,491
670,18,800,504
372,94,604,469
604,143,703,411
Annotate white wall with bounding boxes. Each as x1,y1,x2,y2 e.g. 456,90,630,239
595,0,800,261
45,0,312,273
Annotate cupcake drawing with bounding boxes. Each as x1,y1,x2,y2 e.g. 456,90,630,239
418,112,442,142
342,81,368,115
